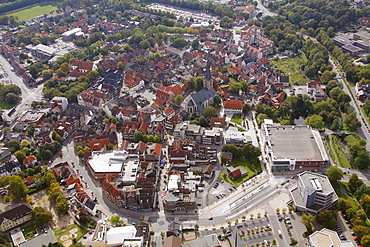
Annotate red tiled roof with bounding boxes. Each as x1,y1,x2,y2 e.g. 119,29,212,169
151,143,162,155
23,156,37,165
224,100,243,109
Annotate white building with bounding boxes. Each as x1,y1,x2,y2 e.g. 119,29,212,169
290,171,338,214
50,96,69,111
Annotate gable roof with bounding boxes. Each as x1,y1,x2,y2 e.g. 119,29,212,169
0,204,32,224
189,88,216,112
224,100,243,109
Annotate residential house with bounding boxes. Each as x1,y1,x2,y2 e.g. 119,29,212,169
0,161,21,178
50,96,68,111
0,149,12,163
23,156,37,168
0,205,32,232
2,45,19,58
307,81,328,102
228,166,248,180
355,82,370,101
210,117,226,128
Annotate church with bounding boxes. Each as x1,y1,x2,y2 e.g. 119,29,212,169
185,61,216,115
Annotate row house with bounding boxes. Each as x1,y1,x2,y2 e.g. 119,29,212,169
77,88,106,110
2,45,19,58
54,121,71,139
99,49,149,71
73,133,117,146
121,121,148,140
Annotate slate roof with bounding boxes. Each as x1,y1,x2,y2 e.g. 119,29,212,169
84,198,97,211
189,88,216,112
0,205,32,224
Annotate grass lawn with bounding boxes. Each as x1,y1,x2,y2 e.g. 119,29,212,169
22,224,37,240
6,3,58,22
270,52,310,85
0,100,17,109
54,224,87,243
220,159,262,186
329,135,351,168
230,113,243,125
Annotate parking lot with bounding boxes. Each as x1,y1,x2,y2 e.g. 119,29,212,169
208,177,238,204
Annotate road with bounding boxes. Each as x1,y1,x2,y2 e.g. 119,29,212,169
329,58,370,148
0,54,43,125
256,0,277,17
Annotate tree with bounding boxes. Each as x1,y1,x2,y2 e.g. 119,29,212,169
202,106,217,118
31,207,53,227
305,114,325,129
326,166,343,181
174,95,183,104
3,196,10,204
361,235,370,247
172,37,187,48
243,103,251,115
6,139,19,153
48,182,61,202
191,40,199,50
316,210,336,229
14,150,26,164
353,225,370,239
45,172,57,186
344,112,361,132
355,150,370,170
348,174,364,193
55,194,68,215
213,95,222,107
139,40,150,49
9,175,27,198
134,131,144,143
110,215,123,226
5,93,19,104
42,70,53,80
117,62,124,71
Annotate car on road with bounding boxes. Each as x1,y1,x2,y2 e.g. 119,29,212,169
216,196,220,199
220,180,224,183
286,221,291,224
339,234,346,240
285,216,290,220
232,186,237,189
209,217,213,220
291,175,296,179
277,230,282,237
229,188,233,191
288,224,293,228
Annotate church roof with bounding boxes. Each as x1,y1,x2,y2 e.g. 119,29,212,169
190,88,216,112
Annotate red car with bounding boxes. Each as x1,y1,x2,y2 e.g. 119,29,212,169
88,231,93,234
354,237,360,241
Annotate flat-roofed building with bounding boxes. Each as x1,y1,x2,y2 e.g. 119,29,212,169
262,120,329,172
182,233,221,247
309,228,354,247
85,151,140,181
342,44,363,56
224,126,252,146
291,171,338,214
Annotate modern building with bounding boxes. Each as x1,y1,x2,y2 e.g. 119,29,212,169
262,120,329,172
0,204,32,232
224,126,251,146
91,222,150,247
62,28,84,41
182,234,221,247
50,96,69,111
290,171,338,214
308,228,354,247
173,122,203,142
85,151,140,181
29,44,55,59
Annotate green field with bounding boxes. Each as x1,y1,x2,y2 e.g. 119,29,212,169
270,52,310,85
6,3,58,22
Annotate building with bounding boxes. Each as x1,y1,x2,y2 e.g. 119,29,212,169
62,28,84,41
0,205,32,232
50,96,69,111
69,60,98,80
262,120,329,172
308,228,354,247
202,128,223,145
91,222,150,247
224,126,251,146
19,225,57,247
223,100,243,114
182,234,221,247
184,61,216,115
29,44,55,60
173,122,203,142
85,151,140,180
290,171,338,214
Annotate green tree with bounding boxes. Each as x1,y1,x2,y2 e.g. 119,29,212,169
355,150,370,170
134,131,144,143
55,194,69,215
348,174,364,193
139,40,151,49
117,62,124,71
213,95,222,107
14,150,26,164
174,95,183,104
202,106,217,118
326,166,343,181
42,70,53,80
191,40,199,50
173,37,187,48
9,175,27,198
305,114,325,129
353,225,370,239
361,235,370,246
243,103,251,115
316,210,336,229
45,172,57,186
110,215,123,226
31,207,53,228
3,195,10,204
6,139,20,153
344,112,361,132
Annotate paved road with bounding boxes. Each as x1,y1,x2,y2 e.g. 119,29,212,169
256,0,277,17
0,54,43,125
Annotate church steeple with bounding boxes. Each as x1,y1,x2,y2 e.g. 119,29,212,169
204,60,213,90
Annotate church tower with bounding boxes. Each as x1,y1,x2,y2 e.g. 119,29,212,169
204,60,213,90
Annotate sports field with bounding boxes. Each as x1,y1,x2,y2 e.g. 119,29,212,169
6,3,58,22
